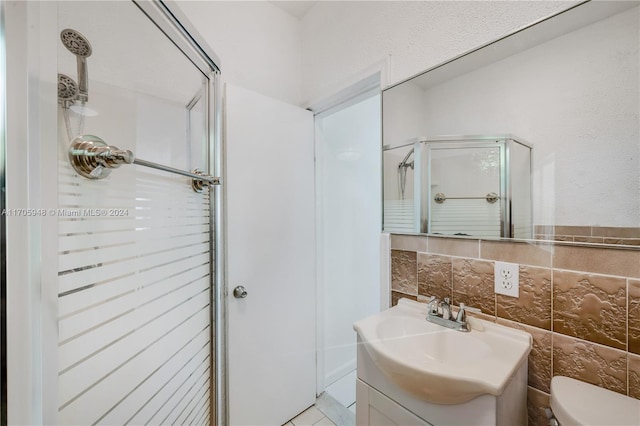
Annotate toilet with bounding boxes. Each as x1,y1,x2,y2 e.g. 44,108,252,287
549,376,640,425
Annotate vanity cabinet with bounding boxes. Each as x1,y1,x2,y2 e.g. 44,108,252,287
355,338,528,426
356,379,431,426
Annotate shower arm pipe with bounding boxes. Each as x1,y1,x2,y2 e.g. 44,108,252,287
68,135,220,192
76,57,89,102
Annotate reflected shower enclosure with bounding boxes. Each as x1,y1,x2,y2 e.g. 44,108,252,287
383,135,532,239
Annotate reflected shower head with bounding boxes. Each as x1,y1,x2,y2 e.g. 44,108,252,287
58,73,78,109
398,148,415,169
60,29,92,102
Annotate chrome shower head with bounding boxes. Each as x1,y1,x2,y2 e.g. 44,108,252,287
60,29,92,102
398,148,415,169
60,28,92,57
58,73,78,109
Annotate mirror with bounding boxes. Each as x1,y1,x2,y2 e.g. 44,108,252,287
382,1,639,247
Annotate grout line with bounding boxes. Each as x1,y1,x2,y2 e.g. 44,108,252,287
451,257,454,302
449,256,454,302
552,265,631,280
312,416,329,426
415,250,419,295
551,330,627,353
550,267,554,383
627,277,630,396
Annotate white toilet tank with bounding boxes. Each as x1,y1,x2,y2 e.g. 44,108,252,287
550,376,640,426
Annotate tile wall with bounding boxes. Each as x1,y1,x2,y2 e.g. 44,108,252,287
535,225,640,246
389,234,640,426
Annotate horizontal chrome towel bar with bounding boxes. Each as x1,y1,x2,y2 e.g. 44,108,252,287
434,192,499,204
68,134,220,192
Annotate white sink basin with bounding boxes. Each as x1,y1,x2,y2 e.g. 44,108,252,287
354,299,532,404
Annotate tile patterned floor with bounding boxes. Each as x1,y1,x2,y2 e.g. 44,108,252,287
284,406,336,426
284,371,357,426
348,403,355,415
315,392,354,426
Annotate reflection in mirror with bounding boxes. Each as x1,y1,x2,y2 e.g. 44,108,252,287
382,1,639,247
383,136,532,239
384,143,418,233
187,92,207,172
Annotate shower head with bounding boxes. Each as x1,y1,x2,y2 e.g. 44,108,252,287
58,73,78,109
60,29,92,57
60,29,92,102
398,148,415,169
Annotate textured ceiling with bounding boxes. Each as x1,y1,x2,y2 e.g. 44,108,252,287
269,1,317,19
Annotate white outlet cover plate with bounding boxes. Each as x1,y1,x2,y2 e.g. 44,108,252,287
494,261,519,297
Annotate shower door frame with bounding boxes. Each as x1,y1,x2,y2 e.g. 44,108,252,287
4,1,225,424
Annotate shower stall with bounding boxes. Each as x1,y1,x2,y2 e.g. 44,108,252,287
27,1,223,424
383,135,532,239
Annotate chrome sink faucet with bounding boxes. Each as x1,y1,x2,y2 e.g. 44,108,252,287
440,297,453,320
426,296,470,332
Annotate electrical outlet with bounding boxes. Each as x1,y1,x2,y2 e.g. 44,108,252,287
494,261,519,297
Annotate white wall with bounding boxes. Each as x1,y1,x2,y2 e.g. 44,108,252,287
300,1,577,104
175,1,303,105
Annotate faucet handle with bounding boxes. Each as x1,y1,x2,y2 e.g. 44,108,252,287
456,303,482,322
440,297,453,320
456,303,466,322
426,296,439,315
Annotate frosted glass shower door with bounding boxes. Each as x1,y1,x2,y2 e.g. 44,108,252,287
56,2,215,425
428,145,503,237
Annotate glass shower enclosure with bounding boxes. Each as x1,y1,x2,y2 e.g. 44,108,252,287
383,135,532,239
54,2,222,425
